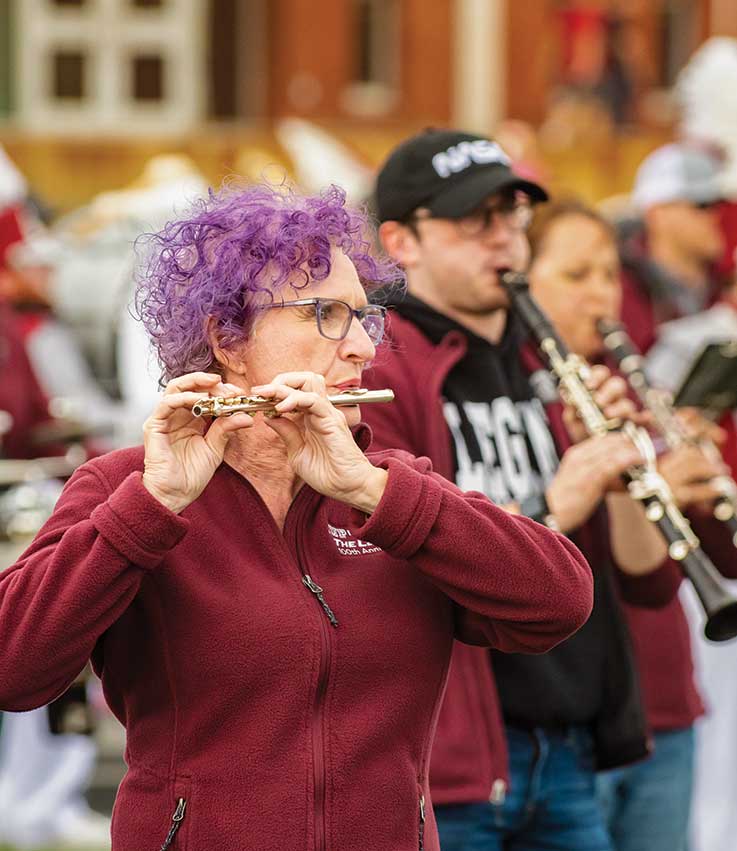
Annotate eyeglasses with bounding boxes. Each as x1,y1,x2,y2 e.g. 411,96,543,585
263,298,387,345
410,194,534,237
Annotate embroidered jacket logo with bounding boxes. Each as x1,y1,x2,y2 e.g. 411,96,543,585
328,524,382,556
431,141,511,179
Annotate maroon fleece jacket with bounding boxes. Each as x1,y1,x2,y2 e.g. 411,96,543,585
0,432,591,851
363,312,681,804
618,271,737,731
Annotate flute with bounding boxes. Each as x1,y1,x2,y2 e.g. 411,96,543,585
191,388,395,418
501,270,737,642
598,318,737,547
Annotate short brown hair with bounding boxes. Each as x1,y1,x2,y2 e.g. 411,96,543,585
527,198,615,260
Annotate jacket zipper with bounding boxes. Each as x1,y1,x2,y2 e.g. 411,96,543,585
288,495,334,851
302,574,339,627
311,613,331,851
418,794,426,851
159,797,186,851
233,477,335,850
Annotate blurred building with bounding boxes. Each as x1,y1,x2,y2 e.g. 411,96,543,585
0,0,503,136
0,0,736,207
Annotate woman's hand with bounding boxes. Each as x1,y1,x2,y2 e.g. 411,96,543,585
674,407,726,446
252,372,387,514
142,372,255,514
562,365,646,444
657,444,728,513
546,433,643,533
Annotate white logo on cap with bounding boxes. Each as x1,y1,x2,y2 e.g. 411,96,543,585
432,140,511,179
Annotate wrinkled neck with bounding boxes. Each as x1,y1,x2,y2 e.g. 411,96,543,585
224,419,302,509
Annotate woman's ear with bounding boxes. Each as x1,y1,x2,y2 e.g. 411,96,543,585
206,317,248,377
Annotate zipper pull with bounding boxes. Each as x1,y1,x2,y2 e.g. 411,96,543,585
418,794,426,851
302,574,339,627
159,798,187,851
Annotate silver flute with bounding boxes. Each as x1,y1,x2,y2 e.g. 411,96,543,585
191,388,395,418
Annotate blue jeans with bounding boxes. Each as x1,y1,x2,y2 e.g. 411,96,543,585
595,726,694,851
436,724,613,851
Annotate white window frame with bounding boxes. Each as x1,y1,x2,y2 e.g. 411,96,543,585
341,0,401,118
15,0,207,135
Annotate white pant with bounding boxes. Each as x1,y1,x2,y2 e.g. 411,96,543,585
682,582,737,851
0,706,96,848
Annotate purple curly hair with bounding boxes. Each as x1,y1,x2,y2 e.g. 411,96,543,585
135,182,402,381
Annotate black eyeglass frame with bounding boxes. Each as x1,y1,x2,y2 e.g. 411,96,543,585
405,191,534,237
262,297,387,344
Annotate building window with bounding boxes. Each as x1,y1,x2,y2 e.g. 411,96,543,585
17,0,202,133
0,0,13,117
342,0,399,117
52,50,86,99
661,0,700,87
353,0,399,87
132,54,164,101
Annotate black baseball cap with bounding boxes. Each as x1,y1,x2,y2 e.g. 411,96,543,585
374,129,548,223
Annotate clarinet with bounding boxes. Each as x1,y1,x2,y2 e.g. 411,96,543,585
501,271,737,642
598,318,737,548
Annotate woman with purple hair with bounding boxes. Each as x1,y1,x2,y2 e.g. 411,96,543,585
0,183,592,851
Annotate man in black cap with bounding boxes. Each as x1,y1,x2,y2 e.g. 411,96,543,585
361,129,680,850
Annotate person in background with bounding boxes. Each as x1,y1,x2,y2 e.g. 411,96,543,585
0,211,123,451
0,182,593,851
676,36,737,282
526,198,736,851
614,137,737,851
618,142,726,353
642,265,737,851
42,154,209,447
363,129,682,851
0,155,113,851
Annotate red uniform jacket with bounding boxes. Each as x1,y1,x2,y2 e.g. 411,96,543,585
619,269,737,731
0,435,592,851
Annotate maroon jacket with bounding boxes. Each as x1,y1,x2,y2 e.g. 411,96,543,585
618,264,737,731
619,231,721,355
0,434,591,851
363,312,681,804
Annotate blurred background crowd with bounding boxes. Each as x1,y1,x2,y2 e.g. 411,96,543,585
2,0,737,849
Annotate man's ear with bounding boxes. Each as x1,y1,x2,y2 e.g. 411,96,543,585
643,205,664,237
379,221,422,268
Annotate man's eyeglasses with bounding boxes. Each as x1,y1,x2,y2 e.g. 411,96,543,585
263,298,387,345
409,194,534,237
